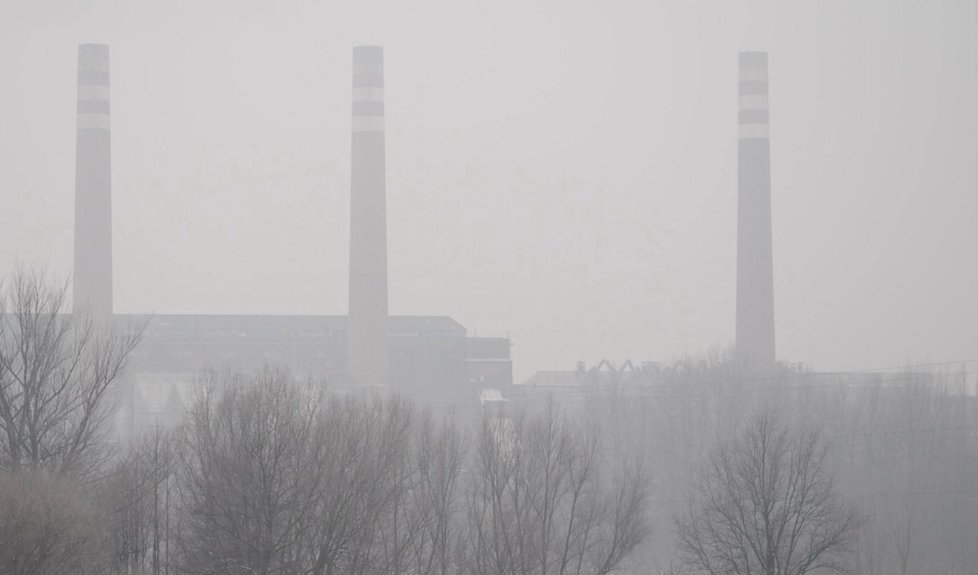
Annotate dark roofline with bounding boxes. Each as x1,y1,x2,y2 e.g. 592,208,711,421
114,313,469,338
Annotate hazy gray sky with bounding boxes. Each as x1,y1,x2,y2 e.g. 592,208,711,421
2,0,976,380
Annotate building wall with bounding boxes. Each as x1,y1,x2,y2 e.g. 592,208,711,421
118,314,512,437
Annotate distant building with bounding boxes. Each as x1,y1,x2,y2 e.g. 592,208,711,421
120,314,512,435
521,360,658,388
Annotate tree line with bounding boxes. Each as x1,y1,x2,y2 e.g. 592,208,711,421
7,267,975,574
586,352,978,574
102,371,654,575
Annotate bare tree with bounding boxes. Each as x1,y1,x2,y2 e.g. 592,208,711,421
463,403,651,575
0,266,143,477
304,394,416,575
101,426,177,575
405,410,466,575
0,469,107,575
172,374,455,575
829,368,978,575
175,369,325,575
358,396,419,575
676,410,860,575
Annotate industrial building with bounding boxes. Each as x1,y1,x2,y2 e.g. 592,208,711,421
70,44,513,436
121,314,513,432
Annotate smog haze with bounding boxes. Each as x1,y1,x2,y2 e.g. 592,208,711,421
2,0,976,379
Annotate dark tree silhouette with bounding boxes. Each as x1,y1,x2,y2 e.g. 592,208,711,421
0,266,144,477
676,410,860,575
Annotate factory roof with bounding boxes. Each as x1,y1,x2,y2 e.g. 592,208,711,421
114,314,468,340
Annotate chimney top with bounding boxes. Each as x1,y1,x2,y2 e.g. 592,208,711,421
739,51,768,66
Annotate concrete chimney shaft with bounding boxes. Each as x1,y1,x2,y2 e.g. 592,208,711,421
73,44,113,319
347,46,389,388
735,51,776,369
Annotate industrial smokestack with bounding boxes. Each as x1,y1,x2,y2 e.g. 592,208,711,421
347,45,389,388
735,51,776,369
73,44,113,319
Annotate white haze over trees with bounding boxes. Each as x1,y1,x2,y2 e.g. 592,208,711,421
0,271,976,574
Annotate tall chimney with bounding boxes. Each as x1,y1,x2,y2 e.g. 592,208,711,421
73,44,113,319
735,51,776,369
347,46,389,388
